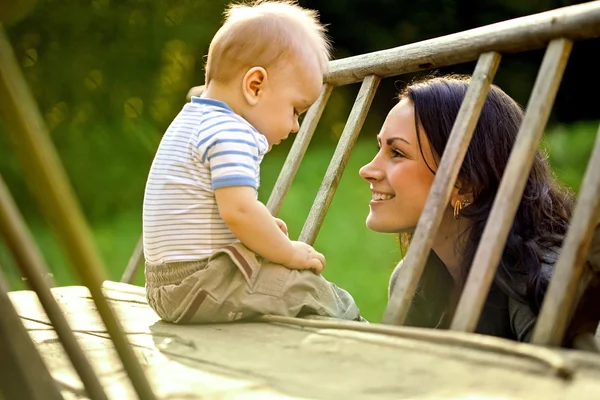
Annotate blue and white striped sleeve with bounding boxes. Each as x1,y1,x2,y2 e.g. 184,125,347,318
198,122,260,190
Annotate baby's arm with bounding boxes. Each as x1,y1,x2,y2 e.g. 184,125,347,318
215,186,325,272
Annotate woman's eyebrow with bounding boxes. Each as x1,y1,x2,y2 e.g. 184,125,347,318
387,137,411,146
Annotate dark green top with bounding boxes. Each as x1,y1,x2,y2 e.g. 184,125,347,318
387,250,557,342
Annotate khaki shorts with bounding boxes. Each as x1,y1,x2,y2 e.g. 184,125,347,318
145,243,362,324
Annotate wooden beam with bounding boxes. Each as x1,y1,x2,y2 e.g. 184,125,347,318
326,2,600,86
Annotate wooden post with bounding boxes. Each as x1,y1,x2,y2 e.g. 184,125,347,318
0,25,156,399
0,269,63,400
383,52,501,325
532,124,600,346
0,176,109,400
299,75,380,245
450,38,573,333
267,84,334,216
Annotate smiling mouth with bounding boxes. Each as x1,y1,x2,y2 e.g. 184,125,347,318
371,193,395,201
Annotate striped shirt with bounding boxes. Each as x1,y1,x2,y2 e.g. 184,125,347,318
143,97,269,264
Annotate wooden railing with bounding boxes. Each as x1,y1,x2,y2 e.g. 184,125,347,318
1,2,600,399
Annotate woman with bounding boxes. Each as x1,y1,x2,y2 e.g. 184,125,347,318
359,74,574,341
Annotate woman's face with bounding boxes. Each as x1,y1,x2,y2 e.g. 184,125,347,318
359,98,438,233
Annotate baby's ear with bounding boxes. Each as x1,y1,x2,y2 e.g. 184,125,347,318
242,67,268,106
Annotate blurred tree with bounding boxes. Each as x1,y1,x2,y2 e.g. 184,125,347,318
0,0,38,24
0,0,598,223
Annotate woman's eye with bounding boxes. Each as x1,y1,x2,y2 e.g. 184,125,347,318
391,149,405,158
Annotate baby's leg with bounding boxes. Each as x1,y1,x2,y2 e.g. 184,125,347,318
208,244,363,322
144,244,363,324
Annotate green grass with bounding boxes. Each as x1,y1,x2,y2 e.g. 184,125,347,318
542,121,598,192
1,121,597,322
0,139,399,322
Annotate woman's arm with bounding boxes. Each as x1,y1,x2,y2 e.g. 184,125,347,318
388,260,404,299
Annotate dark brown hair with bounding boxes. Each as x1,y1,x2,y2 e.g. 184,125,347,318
400,74,573,328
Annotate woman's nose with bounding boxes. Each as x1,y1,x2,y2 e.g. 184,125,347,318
359,158,382,182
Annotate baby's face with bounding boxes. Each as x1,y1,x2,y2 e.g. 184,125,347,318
247,63,322,150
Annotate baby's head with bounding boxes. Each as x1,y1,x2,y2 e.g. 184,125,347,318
204,1,331,149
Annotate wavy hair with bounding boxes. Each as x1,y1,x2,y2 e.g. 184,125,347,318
400,74,574,328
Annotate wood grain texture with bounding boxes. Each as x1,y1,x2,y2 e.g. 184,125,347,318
0,177,108,400
0,26,156,400
8,282,600,399
299,75,380,245
325,2,600,86
533,124,600,346
450,38,573,333
267,84,334,216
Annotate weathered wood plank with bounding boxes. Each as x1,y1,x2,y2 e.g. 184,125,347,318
383,52,501,326
0,176,108,400
0,25,156,399
0,271,63,400
451,38,573,333
8,282,600,400
326,2,600,85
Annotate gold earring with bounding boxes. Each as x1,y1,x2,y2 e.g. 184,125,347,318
453,200,462,219
454,199,471,219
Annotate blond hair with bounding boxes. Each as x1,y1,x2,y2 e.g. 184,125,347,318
205,0,331,84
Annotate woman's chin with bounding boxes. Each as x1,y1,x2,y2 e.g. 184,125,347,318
366,218,395,233
366,216,414,234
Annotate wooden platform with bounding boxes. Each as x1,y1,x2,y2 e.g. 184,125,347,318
8,281,600,399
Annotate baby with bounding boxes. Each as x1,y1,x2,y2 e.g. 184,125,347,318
143,1,362,323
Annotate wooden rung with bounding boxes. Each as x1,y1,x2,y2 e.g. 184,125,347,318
450,38,573,333
0,26,156,400
0,176,108,400
0,269,64,400
267,84,333,216
121,235,144,284
298,74,380,245
532,123,600,346
382,51,502,325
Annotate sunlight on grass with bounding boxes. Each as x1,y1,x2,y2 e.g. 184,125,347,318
1,121,597,322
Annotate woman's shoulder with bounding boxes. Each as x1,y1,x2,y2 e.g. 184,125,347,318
388,259,404,299
387,251,447,298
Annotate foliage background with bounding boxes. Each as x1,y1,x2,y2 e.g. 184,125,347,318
1,0,598,321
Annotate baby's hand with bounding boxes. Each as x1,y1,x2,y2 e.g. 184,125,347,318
274,217,288,237
283,241,326,273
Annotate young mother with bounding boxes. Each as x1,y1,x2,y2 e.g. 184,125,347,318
359,75,574,342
